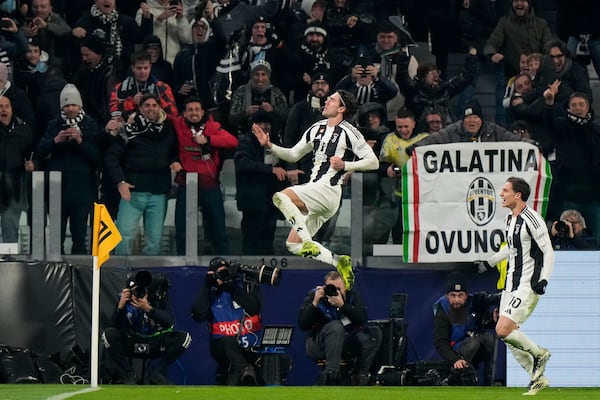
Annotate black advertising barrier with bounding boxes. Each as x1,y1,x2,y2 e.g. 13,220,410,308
0,261,127,356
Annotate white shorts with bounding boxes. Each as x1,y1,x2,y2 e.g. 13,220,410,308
291,182,342,237
499,288,540,326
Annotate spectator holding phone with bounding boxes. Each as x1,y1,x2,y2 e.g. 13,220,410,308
34,84,102,254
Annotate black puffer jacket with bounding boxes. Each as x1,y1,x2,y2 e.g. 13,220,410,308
104,113,178,195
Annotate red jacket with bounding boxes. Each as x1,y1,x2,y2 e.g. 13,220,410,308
174,115,238,188
109,77,179,119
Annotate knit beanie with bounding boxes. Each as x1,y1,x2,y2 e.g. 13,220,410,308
250,59,272,77
60,84,83,108
81,33,107,56
304,20,327,38
463,99,483,120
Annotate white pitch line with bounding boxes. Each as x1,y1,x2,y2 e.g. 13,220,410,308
46,387,101,400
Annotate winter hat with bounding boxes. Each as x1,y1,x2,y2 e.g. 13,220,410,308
60,83,83,108
447,280,467,293
302,0,327,16
304,20,327,38
250,59,272,77
311,71,330,85
142,35,162,50
81,33,107,56
0,62,8,82
377,20,398,35
464,99,483,120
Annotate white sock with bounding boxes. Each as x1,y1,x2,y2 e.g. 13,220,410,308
506,342,533,376
311,241,335,266
503,330,543,357
273,192,312,242
286,241,303,255
286,240,335,267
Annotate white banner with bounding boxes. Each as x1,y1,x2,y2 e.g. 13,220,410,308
401,142,552,262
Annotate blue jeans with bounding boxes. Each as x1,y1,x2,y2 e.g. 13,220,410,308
175,186,228,255
567,36,600,79
115,192,167,255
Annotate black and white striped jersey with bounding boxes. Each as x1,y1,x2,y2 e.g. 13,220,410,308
270,119,378,186
500,206,555,292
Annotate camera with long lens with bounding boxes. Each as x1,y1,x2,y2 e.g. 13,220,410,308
126,270,153,299
232,262,281,287
213,267,234,285
555,221,570,238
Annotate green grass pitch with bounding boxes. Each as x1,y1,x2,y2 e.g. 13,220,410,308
1,385,599,400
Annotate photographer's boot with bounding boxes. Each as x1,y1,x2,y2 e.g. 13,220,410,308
240,365,257,386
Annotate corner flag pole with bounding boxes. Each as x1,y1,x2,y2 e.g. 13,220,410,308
91,255,101,387
90,203,122,387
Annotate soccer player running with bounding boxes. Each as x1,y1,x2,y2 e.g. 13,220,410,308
253,90,378,290
477,176,554,395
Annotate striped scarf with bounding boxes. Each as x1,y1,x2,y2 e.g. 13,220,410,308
90,4,123,60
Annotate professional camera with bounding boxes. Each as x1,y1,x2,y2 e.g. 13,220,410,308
324,284,338,297
555,221,570,238
231,262,281,287
126,270,153,298
213,267,235,285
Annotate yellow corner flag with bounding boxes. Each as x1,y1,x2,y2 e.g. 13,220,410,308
92,202,122,268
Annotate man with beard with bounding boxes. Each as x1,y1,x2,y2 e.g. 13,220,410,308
293,20,345,101
229,59,288,136
171,96,238,255
283,71,331,185
238,16,295,98
433,278,499,386
0,96,33,245
33,84,101,254
104,93,179,255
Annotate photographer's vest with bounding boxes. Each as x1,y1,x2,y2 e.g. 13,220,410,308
125,303,172,337
210,291,262,348
433,296,476,351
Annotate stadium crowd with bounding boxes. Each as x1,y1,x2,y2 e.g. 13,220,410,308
0,0,598,255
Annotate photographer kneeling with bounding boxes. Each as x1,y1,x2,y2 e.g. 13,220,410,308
191,258,264,386
550,209,598,250
433,278,500,386
102,271,191,384
298,271,382,386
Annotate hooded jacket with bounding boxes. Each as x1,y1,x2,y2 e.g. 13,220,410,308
484,0,553,76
